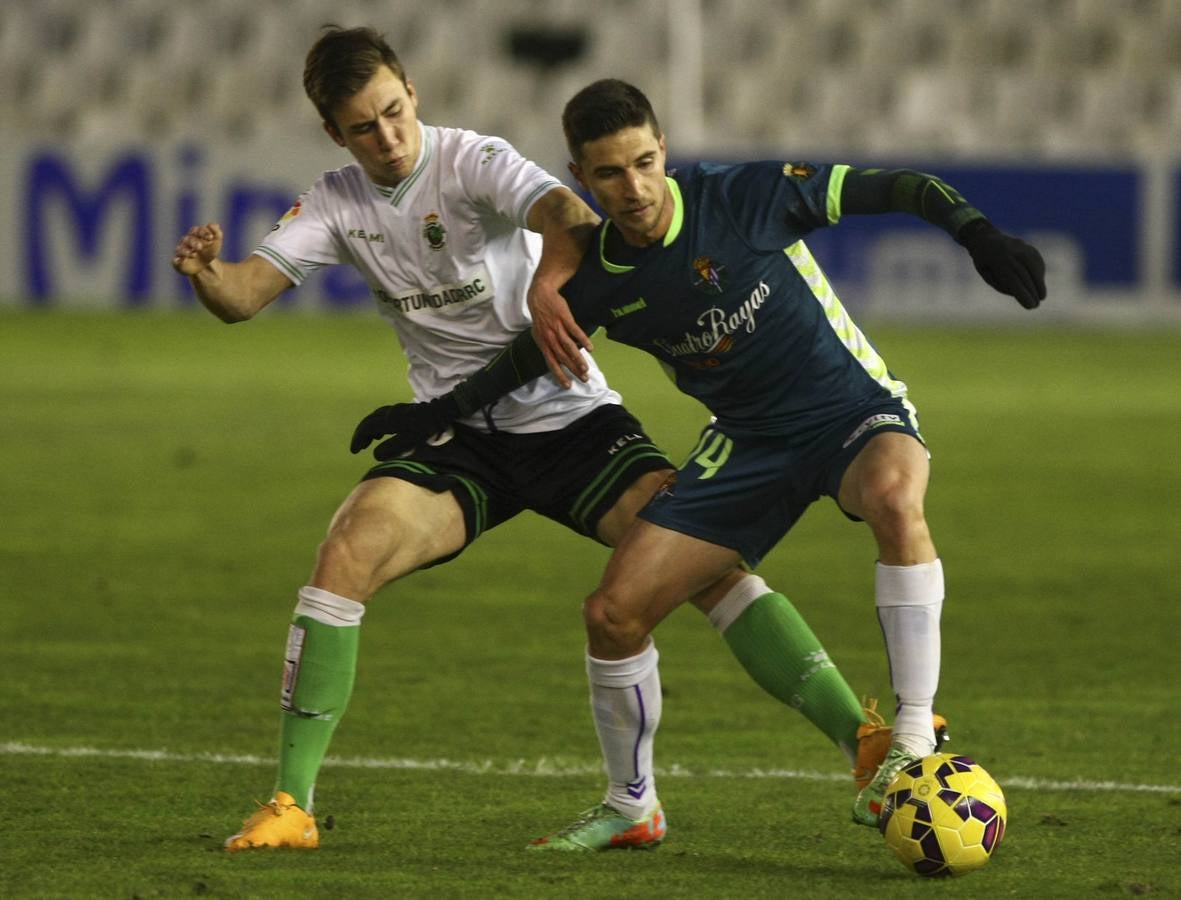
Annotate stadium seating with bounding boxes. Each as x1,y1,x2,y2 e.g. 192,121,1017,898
3,0,1177,161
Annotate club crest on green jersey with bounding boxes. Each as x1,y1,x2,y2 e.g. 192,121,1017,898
691,255,726,294
423,213,447,250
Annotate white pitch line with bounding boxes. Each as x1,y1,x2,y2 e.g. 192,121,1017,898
4,741,1179,795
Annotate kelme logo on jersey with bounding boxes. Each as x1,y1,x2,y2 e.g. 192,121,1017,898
691,256,726,294
347,228,385,243
422,213,447,250
783,162,816,179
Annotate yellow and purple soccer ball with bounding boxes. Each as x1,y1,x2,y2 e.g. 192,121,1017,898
879,752,1007,877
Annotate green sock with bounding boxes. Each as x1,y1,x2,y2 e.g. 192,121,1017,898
722,592,864,760
275,614,360,811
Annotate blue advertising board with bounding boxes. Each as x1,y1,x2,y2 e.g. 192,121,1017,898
0,141,1171,313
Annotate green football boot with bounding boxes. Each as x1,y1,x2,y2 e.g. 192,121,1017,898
852,745,921,828
852,698,949,791
527,802,666,851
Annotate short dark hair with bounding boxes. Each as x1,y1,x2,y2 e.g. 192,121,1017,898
303,25,408,126
562,79,662,161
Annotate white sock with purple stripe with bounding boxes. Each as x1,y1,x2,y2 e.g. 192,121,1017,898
586,642,662,820
876,559,944,756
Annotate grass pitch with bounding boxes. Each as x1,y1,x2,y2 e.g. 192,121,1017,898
2,310,1179,898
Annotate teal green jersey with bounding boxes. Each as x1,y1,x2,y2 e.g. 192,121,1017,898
562,161,916,439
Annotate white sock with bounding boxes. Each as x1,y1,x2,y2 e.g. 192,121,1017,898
706,573,769,633
586,642,662,819
876,559,943,756
295,585,366,626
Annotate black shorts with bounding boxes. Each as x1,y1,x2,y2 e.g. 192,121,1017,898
361,403,672,566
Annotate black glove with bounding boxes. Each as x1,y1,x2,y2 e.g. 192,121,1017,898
958,219,1047,310
350,394,461,460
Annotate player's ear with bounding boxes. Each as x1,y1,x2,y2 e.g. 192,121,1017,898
405,80,418,109
568,160,587,191
323,119,346,148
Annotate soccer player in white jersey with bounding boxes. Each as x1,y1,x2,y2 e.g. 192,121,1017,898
171,26,922,853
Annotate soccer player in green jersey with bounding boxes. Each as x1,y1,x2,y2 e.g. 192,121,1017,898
352,78,1044,844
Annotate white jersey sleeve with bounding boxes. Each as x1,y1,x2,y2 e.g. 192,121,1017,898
449,134,563,230
253,123,620,433
253,176,350,283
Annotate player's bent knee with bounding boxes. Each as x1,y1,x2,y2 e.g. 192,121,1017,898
865,501,928,547
583,590,649,655
313,532,384,601
859,484,935,562
858,470,925,524
313,482,467,598
871,491,925,528
313,510,420,599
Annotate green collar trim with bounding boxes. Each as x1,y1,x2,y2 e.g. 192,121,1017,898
598,176,684,273
374,122,431,205
663,176,684,246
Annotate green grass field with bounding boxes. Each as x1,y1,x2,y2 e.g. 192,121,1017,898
2,310,1179,898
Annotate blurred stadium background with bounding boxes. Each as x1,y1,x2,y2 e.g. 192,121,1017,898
2,0,1180,320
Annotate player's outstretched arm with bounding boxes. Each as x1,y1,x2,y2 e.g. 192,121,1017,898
350,328,551,459
525,186,600,387
840,168,1047,309
171,223,293,323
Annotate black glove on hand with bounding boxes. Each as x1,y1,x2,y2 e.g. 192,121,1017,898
958,219,1047,310
350,394,461,460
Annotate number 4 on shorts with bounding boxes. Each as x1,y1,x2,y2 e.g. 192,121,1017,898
688,430,733,480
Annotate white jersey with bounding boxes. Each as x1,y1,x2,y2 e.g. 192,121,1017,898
254,122,619,433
